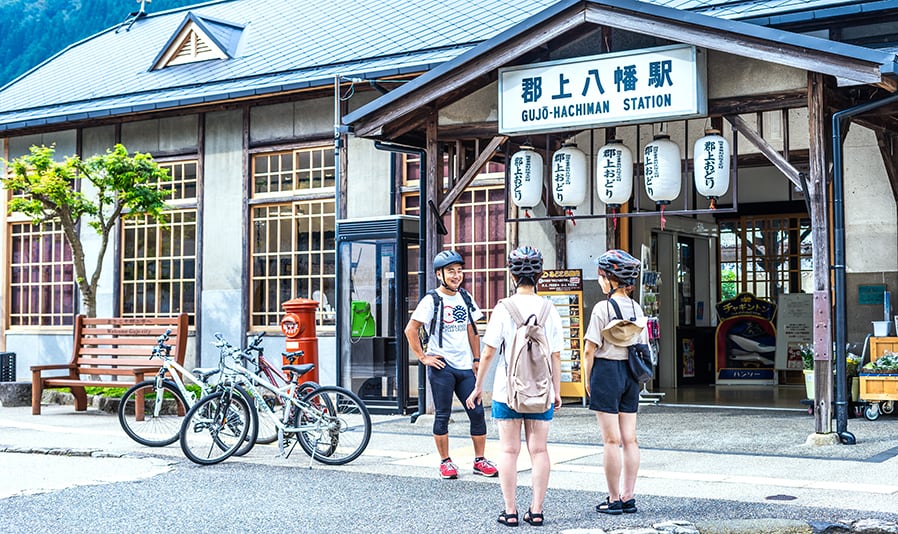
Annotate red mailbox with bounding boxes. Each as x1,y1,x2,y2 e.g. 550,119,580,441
280,297,319,383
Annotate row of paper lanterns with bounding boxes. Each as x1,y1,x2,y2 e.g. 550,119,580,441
510,130,731,217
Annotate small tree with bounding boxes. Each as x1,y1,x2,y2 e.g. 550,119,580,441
1,144,170,317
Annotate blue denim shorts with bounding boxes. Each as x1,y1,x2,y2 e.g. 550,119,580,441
490,400,554,421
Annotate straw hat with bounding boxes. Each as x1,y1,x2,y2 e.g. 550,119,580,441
601,317,648,347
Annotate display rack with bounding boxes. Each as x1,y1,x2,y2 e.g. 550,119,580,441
639,244,665,404
537,270,586,401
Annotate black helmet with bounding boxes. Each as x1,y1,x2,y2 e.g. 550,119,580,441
433,250,464,270
594,249,640,285
508,246,544,277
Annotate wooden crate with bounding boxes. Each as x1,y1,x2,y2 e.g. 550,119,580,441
860,374,898,401
861,337,898,402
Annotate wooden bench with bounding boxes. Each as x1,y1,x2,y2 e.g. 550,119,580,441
31,314,189,415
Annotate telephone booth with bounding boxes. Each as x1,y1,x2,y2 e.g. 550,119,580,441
336,215,420,414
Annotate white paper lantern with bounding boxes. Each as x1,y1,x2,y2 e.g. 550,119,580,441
509,147,544,217
643,134,681,205
551,143,587,214
693,129,730,201
596,139,633,209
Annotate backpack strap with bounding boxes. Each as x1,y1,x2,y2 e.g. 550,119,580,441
607,298,624,321
607,297,637,321
426,289,444,348
536,298,552,327
501,298,526,327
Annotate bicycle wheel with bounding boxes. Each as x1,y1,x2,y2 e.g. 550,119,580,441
118,379,189,447
230,385,260,457
180,390,252,465
293,386,371,465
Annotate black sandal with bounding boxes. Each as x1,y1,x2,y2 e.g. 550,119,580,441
596,497,623,515
523,508,544,526
497,511,519,527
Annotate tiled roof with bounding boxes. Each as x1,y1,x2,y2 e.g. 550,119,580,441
0,0,895,132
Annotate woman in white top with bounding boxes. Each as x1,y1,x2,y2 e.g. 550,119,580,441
467,246,563,527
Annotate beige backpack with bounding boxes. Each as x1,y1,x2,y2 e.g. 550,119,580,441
502,298,553,414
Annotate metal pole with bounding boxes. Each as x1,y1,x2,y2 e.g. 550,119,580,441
831,92,898,445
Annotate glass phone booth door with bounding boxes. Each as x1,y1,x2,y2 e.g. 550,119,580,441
336,216,419,414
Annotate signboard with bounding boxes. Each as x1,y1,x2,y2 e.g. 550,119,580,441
774,293,813,370
858,284,887,305
499,45,707,135
537,269,583,292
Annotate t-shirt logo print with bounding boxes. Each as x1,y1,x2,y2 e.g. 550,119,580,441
442,305,469,333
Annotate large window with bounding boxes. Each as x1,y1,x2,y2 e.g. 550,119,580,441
120,160,198,319
719,214,812,301
401,154,508,321
7,220,75,326
250,146,336,330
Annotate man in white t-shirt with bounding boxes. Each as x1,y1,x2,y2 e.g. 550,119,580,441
404,250,497,480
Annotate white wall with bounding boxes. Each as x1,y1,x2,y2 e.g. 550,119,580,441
844,125,897,273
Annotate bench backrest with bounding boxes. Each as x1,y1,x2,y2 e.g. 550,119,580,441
70,314,189,379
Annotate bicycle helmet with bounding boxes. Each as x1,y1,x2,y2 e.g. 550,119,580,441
594,249,640,286
508,246,544,277
433,250,464,270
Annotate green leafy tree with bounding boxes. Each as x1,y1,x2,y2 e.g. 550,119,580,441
1,144,170,317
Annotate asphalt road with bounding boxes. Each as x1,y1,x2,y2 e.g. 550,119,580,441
1,456,896,534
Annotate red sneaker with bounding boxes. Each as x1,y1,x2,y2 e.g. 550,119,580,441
473,458,498,477
439,459,459,479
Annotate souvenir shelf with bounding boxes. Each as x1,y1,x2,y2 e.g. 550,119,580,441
639,244,664,403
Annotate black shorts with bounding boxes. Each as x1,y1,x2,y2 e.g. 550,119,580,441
588,358,640,414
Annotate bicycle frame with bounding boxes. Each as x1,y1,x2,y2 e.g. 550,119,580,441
217,350,329,457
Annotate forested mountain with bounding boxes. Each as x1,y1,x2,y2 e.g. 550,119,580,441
0,0,199,87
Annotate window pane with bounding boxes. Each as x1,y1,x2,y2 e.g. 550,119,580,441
7,221,75,326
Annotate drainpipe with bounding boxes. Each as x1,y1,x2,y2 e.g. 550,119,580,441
374,140,428,423
831,92,898,445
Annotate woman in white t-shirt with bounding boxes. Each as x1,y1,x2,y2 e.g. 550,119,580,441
467,246,563,527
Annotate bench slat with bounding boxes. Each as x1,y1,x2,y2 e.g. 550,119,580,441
76,358,162,369
77,347,160,356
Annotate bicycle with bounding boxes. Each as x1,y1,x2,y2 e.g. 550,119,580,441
179,340,372,466
118,330,304,451
237,331,319,444
117,329,220,447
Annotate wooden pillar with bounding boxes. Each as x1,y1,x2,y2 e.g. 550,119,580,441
425,110,442,289
808,72,833,433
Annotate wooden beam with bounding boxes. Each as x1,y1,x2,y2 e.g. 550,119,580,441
437,135,508,215
583,6,885,86
725,114,803,189
710,91,807,115
876,130,898,203
807,72,833,433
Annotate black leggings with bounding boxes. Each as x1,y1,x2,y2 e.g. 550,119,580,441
428,363,487,436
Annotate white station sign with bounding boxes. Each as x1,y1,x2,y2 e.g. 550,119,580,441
499,45,707,135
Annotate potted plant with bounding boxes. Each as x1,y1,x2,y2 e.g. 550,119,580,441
800,343,815,399
846,351,862,402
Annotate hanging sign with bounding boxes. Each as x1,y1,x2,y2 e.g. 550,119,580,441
499,44,707,135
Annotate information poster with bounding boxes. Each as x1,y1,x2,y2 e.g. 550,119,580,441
537,270,585,399
774,293,813,370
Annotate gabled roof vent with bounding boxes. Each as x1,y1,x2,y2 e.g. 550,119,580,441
151,12,245,70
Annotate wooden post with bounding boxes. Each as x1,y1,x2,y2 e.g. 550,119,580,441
808,72,833,433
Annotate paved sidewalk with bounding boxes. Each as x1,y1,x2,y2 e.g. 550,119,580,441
2,400,898,531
